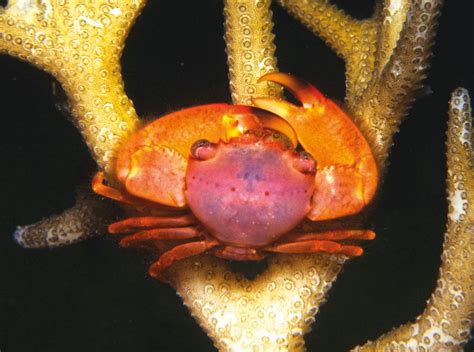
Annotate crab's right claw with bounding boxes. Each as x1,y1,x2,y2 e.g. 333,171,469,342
122,145,188,207
115,103,300,209
253,73,378,220
115,104,267,208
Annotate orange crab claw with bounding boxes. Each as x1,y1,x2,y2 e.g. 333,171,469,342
123,145,188,207
257,111,298,147
222,106,299,148
258,72,325,108
116,104,263,182
253,73,378,220
115,104,276,208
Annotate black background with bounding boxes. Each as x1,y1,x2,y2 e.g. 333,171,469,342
0,1,472,351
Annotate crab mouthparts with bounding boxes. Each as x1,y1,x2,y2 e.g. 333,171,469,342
185,139,315,248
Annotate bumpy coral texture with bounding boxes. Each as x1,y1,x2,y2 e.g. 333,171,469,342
14,185,114,248
2,0,472,351
0,0,144,249
0,0,145,174
278,0,441,168
354,89,473,351
170,254,345,351
224,0,282,105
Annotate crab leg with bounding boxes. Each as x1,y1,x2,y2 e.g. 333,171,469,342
213,247,266,261
253,73,378,220
282,229,376,243
108,215,196,234
119,227,202,247
266,239,364,257
148,240,220,281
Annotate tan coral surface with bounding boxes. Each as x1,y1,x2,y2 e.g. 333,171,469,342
224,0,282,105
0,0,144,175
354,89,473,351
14,186,114,248
2,0,472,351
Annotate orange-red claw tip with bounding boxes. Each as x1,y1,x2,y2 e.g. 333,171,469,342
354,248,364,256
93,171,103,179
148,264,158,277
368,231,376,240
119,239,130,247
91,172,103,190
258,71,289,82
148,265,168,283
107,224,119,234
256,71,277,83
251,96,264,104
258,72,324,108
252,97,295,119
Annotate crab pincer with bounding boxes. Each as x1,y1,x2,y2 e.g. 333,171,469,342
253,72,378,220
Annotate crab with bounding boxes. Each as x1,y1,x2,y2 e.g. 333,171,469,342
92,73,378,281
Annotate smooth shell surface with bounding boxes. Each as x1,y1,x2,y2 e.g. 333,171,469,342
185,140,315,248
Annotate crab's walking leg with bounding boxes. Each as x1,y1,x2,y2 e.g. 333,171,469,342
109,215,196,234
213,247,266,261
253,73,378,220
283,229,376,242
119,227,202,247
266,240,364,256
149,240,220,281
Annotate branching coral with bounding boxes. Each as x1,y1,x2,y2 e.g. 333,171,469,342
353,88,473,351
0,0,144,246
277,0,442,168
14,184,114,248
1,0,472,351
224,0,282,105
0,0,144,173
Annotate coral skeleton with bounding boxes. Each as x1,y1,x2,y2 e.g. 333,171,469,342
1,0,471,350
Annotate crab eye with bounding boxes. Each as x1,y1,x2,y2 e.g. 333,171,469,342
191,139,217,160
293,151,317,174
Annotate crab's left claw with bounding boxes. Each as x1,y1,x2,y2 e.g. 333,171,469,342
253,73,378,220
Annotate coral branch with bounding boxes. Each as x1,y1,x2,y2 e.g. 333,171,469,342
276,0,378,109
353,89,473,351
276,0,376,61
277,0,443,170
14,186,116,248
170,253,345,351
224,0,282,105
373,0,411,76
0,0,145,174
353,0,442,167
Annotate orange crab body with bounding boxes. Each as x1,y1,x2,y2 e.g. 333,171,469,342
92,73,378,281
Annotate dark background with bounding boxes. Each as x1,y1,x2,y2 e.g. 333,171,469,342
0,1,472,351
